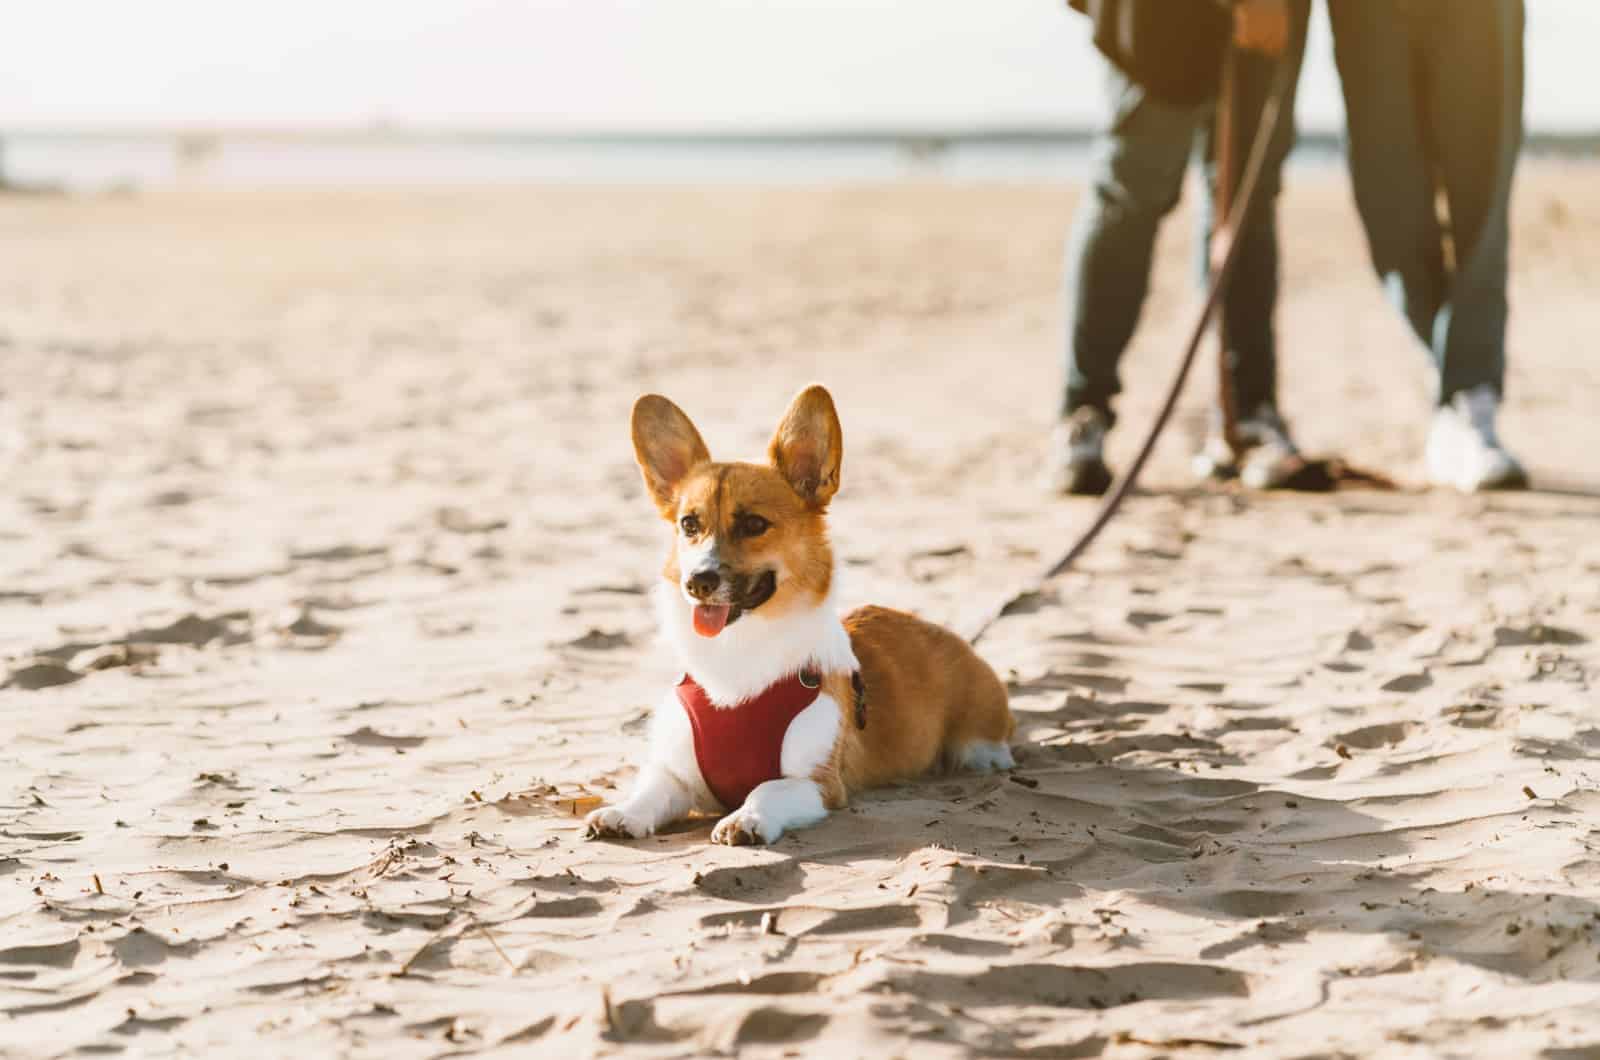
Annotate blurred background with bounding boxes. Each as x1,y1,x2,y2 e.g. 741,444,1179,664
3,11,1599,1055
3,0,1596,190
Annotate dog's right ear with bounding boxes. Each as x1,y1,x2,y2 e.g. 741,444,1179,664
631,394,712,518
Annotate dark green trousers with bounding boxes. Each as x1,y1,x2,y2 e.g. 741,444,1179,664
1061,2,1311,427
1330,0,1525,402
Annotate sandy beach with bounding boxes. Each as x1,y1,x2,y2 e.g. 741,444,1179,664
2,164,1598,1057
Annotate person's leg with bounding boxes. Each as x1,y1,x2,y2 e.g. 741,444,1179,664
1414,0,1524,402
1411,0,1526,490
1198,0,1311,419
1327,0,1447,366
1061,61,1206,428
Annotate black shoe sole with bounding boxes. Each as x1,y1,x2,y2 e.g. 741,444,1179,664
1062,460,1113,497
1483,466,1530,491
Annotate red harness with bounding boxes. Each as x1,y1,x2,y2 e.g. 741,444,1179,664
677,671,822,810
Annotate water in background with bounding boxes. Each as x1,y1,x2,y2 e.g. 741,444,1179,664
6,128,1593,192
0,131,1363,191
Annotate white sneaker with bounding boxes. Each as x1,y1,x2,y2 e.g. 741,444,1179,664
1425,384,1527,492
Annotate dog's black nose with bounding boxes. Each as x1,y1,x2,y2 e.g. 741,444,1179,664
686,569,721,600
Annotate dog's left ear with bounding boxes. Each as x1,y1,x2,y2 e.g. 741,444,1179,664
769,384,842,508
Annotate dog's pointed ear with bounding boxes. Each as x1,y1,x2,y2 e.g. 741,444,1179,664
768,384,842,508
632,394,711,518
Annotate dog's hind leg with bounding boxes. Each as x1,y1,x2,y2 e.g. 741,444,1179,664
944,664,1016,773
956,740,1016,772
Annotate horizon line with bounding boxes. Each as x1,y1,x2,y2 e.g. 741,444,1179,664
2,122,1598,146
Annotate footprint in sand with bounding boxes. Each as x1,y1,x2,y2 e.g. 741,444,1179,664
1379,671,1432,693
699,904,925,936
288,544,390,563
2,660,84,690
526,895,604,918
691,860,806,903
666,971,826,997
706,1007,828,1049
18,612,255,684
0,938,82,969
564,629,631,651
1493,623,1587,647
870,961,1248,1010
1331,721,1417,750
111,927,199,968
112,1014,187,1037
343,726,427,749
276,607,343,649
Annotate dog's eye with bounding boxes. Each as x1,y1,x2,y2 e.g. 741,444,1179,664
735,513,770,538
678,513,702,536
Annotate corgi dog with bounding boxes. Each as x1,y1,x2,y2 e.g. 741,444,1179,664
585,384,1015,846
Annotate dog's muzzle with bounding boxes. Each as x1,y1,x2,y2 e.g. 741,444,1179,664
683,568,777,626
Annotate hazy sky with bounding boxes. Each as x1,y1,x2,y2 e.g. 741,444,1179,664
2,1,1594,132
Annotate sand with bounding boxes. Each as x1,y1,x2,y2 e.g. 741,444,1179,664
2,164,1598,1058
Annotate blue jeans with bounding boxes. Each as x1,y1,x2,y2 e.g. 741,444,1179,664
1329,0,1524,402
1061,4,1309,427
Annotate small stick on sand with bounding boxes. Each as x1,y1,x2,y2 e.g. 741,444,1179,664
473,918,517,973
397,919,461,977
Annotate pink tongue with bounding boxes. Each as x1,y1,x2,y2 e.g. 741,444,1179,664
692,604,732,638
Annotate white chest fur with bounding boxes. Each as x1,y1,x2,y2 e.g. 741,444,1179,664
653,583,858,707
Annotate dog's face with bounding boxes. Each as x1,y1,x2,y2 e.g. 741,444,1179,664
632,385,842,637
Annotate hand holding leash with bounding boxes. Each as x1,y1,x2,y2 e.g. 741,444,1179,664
1232,0,1291,56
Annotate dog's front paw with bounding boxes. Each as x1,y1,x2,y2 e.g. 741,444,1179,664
711,808,779,846
584,805,653,840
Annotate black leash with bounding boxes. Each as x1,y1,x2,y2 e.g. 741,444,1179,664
965,51,1295,647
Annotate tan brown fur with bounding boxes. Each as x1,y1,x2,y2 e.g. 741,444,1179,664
660,462,834,617
813,605,1014,808
633,387,843,619
632,383,1015,824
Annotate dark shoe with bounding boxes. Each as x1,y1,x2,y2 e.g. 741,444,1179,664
1047,407,1113,496
1193,404,1300,489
